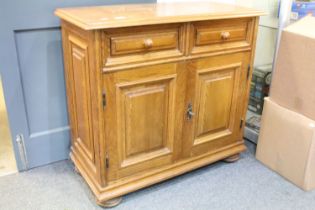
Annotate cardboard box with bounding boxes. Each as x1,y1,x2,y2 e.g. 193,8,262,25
270,16,315,120
256,98,315,191
291,2,315,20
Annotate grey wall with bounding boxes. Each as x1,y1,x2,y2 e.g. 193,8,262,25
0,0,155,170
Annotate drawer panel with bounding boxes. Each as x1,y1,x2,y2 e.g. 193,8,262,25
196,23,247,46
111,31,178,56
190,18,254,55
103,24,185,71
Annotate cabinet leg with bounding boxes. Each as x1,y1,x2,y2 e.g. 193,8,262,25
223,154,240,163
97,197,122,208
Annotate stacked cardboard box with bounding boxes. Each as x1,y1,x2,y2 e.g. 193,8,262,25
256,16,315,191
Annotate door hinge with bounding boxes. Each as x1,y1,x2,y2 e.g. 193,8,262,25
16,134,29,171
102,91,106,108
247,64,251,80
240,119,244,129
105,153,109,169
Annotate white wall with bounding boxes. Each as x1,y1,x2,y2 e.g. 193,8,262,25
235,0,279,66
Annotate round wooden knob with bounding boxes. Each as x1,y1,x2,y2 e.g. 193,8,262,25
144,38,153,49
221,31,230,40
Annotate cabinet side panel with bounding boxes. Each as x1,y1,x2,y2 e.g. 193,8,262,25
68,33,96,163
61,22,102,189
70,37,95,161
61,26,76,148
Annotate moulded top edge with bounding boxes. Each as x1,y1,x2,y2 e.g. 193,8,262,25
55,2,266,30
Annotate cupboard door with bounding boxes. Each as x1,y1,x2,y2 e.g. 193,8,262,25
104,63,185,181
182,53,250,157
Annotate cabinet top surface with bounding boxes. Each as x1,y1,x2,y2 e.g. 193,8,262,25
55,2,264,30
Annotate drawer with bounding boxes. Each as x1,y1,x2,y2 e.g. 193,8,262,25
103,24,185,71
190,18,254,55
111,31,178,56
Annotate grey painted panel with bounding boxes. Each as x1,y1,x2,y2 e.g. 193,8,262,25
15,28,68,134
0,0,156,170
27,127,70,168
0,29,30,171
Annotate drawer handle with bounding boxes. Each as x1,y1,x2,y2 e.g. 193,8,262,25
221,31,230,40
144,38,153,49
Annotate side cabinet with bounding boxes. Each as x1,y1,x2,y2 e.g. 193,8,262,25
56,3,263,207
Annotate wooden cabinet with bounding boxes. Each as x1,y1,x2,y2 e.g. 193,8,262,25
56,2,263,207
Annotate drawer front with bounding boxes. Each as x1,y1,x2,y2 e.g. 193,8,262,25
103,24,185,71
196,23,247,46
111,31,178,56
190,18,254,55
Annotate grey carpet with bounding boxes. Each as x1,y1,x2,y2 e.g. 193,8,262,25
0,141,315,210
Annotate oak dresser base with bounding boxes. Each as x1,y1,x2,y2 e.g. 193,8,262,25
56,2,263,207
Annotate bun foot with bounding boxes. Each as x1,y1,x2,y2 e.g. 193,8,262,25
97,197,122,208
223,154,240,163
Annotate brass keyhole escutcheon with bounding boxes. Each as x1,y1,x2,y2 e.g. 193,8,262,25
187,103,195,120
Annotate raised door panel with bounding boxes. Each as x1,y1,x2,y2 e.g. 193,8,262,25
195,68,235,141
104,63,185,181
68,35,95,163
183,53,250,157
118,78,174,168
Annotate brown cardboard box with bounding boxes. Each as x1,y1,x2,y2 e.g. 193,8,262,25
270,16,315,120
256,97,315,191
